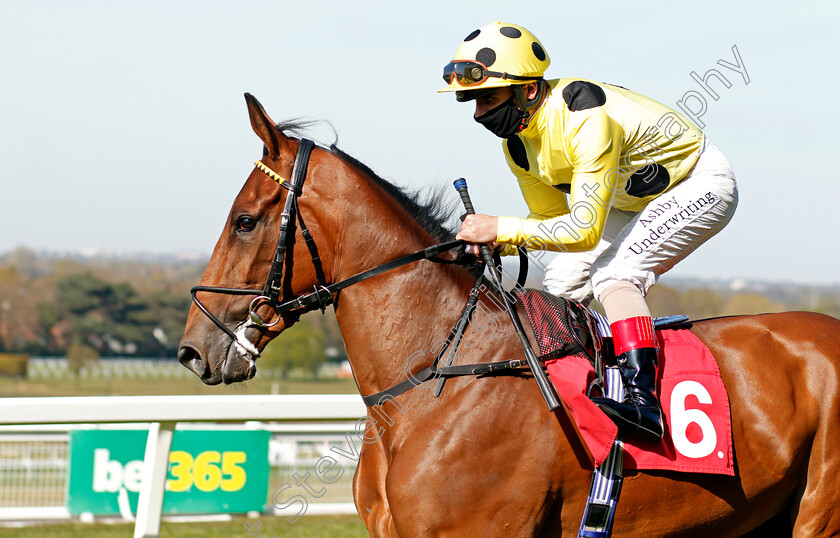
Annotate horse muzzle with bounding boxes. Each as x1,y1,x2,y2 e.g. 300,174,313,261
178,324,259,385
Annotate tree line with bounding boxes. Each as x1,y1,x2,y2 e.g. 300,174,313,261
0,248,346,378
1,247,838,374
0,248,203,358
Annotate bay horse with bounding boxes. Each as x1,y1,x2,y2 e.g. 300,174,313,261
178,93,840,537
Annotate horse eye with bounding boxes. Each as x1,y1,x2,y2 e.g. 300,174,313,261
235,215,257,232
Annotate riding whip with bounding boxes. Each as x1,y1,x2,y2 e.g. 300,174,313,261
453,178,561,411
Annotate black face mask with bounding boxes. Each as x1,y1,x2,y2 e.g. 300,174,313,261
474,98,527,138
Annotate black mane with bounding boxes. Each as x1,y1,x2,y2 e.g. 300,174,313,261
329,148,458,243
274,120,457,243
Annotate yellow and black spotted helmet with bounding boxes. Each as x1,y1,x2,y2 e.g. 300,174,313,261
439,22,550,101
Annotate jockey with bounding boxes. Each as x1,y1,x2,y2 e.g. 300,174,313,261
440,21,738,442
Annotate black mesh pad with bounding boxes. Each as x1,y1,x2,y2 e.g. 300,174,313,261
513,288,597,366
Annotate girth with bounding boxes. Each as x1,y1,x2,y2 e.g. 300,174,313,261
361,350,582,407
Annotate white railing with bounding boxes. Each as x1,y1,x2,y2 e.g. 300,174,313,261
0,425,361,518
0,395,367,538
0,433,68,514
25,357,344,381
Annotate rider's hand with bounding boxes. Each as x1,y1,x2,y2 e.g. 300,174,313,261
456,214,499,257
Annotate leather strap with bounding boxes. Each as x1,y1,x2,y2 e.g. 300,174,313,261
293,197,331,312
434,277,484,397
274,240,463,315
264,139,315,304
361,342,583,407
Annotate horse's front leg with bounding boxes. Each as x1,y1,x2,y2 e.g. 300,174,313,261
353,434,397,536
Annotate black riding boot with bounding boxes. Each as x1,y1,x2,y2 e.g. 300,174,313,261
592,347,664,443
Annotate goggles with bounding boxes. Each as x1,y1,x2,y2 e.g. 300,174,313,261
442,61,539,87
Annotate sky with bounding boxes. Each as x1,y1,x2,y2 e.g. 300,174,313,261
1,0,839,284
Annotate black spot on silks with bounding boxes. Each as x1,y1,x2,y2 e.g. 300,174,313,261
532,42,546,61
626,164,671,198
553,184,571,194
476,47,496,67
465,29,480,41
506,136,529,171
562,81,607,111
500,26,522,38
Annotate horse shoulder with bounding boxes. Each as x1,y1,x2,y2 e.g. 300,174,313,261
376,374,585,536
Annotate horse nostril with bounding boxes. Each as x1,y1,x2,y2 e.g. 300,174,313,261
178,345,207,377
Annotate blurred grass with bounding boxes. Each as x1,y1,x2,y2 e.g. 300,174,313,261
0,376,359,398
0,514,368,537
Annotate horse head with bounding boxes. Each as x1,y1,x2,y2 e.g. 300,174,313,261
179,93,466,387
178,94,344,384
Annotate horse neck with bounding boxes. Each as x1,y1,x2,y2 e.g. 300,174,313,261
326,174,475,397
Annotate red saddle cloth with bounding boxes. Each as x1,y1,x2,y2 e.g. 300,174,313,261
546,327,734,476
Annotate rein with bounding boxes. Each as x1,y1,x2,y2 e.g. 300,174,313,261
190,138,554,406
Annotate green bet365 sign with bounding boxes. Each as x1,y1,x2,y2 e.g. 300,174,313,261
68,429,270,515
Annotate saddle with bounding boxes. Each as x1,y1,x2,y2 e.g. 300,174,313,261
514,289,728,538
512,288,689,396
514,287,733,475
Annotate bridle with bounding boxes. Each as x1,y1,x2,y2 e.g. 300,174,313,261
189,137,557,406
190,138,463,359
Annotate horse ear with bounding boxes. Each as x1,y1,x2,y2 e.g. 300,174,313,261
245,93,283,157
